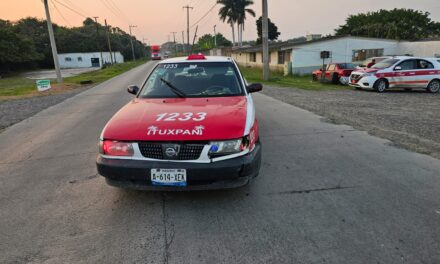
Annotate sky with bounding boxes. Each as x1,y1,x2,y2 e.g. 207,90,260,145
1,0,440,45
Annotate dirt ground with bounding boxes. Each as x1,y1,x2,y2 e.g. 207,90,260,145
262,86,440,160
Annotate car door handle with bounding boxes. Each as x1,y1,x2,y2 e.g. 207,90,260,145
410,72,416,75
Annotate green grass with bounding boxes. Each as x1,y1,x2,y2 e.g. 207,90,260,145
0,59,147,98
240,66,349,91
65,59,146,84
0,76,36,96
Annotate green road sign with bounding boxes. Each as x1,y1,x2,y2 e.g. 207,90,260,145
36,80,51,92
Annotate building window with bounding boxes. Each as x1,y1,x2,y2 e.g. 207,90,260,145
250,52,256,62
352,49,384,62
65,57,72,62
278,51,286,65
77,57,83,62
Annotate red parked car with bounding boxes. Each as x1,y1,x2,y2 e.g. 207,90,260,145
312,63,357,84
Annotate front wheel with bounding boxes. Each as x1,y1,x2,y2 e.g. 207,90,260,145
374,79,388,93
312,74,318,82
427,79,440,93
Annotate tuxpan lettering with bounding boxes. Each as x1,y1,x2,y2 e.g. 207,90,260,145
147,125,205,136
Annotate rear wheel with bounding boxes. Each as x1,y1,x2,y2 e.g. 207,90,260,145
427,79,440,93
374,79,388,93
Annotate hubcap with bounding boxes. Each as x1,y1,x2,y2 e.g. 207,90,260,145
378,81,386,92
429,81,440,92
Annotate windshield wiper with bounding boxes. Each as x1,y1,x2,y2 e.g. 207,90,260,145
160,78,186,98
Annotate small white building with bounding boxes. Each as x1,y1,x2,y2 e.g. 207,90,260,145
58,52,124,69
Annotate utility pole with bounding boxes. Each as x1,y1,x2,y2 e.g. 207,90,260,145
43,0,62,83
213,25,217,47
104,19,114,64
183,5,193,54
262,0,270,80
129,25,137,61
181,31,185,53
191,25,198,54
93,17,104,67
171,32,177,54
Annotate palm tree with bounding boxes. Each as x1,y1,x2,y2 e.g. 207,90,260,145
217,0,238,46
236,0,256,46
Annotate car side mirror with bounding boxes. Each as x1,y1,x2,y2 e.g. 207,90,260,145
247,83,263,93
127,85,139,95
394,66,402,71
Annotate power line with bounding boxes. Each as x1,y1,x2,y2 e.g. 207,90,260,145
50,0,72,27
61,0,88,17
53,0,88,18
106,0,132,24
191,2,217,28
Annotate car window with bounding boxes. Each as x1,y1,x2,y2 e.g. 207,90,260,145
338,63,356,69
327,64,336,71
139,62,244,98
397,60,417,70
372,59,399,69
417,60,434,69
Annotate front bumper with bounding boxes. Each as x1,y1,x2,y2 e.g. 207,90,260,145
96,143,262,191
349,76,377,89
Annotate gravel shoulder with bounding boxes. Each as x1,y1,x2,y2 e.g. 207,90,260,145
0,86,90,131
262,86,440,159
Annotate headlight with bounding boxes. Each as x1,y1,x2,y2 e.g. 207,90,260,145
99,140,134,157
209,139,243,157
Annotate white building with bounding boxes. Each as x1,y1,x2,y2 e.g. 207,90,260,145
231,36,440,75
58,52,124,69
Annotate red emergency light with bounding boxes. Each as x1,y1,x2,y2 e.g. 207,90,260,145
187,54,206,60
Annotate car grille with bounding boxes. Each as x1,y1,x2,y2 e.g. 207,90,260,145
138,142,205,160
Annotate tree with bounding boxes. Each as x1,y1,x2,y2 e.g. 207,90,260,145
0,20,42,72
236,0,256,46
197,33,232,50
217,0,238,46
336,9,440,40
256,16,280,44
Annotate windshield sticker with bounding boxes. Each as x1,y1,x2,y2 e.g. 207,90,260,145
147,125,205,136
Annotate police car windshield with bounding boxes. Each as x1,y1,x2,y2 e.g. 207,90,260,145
372,59,399,69
140,62,244,98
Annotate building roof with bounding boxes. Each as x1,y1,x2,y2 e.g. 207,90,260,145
232,35,400,53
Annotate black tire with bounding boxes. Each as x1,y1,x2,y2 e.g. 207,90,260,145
427,79,440,93
373,79,388,93
331,73,339,84
312,74,318,82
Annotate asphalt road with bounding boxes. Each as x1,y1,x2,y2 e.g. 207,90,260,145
1,62,440,264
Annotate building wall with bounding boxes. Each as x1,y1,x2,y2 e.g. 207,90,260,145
232,50,286,72
397,41,440,57
289,37,399,75
58,52,124,68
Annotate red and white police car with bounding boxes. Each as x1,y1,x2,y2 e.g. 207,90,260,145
96,55,262,190
349,56,440,93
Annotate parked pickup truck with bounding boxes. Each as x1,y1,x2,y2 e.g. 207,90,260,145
312,63,357,84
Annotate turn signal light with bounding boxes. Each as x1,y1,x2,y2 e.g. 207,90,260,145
100,140,134,156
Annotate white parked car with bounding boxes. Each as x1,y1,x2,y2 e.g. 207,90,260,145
349,57,440,93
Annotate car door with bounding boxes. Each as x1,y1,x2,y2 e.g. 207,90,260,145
325,64,335,81
392,59,417,88
413,59,435,88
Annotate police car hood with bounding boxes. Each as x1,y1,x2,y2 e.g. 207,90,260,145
102,96,248,141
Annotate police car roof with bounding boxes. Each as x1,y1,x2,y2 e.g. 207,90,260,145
160,56,233,64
